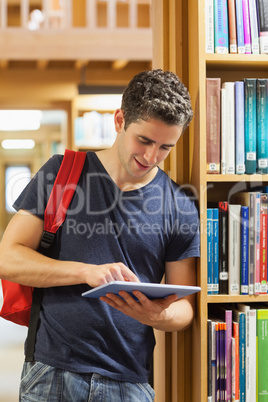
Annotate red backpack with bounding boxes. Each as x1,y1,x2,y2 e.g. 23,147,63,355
0,149,86,327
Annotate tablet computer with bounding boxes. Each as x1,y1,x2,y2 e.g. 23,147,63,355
82,281,201,300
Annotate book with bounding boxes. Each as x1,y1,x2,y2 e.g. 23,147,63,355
221,87,227,174
207,208,213,295
242,0,252,53
235,0,246,53
244,78,257,174
235,81,245,174
223,82,235,174
212,208,219,294
206,78,221,173
256,308,268,401
214,0,229,53
231,191,258,294
241,206,249,295
207,319,213,402
206,0,215,53
228,0,238,52
260,193,268,293
257,78,268,173
219,321,226,401
257,0,268,54
248,0,260,53
218,201,229,293
237,304,256,402
232,321,240,401
213,306,233,402
228,204,241,295
232,309,246,402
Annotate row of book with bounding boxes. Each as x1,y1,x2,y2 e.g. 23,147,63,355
205,0,268,54
206,77,268,175
75,111,117,148
207,304,268,402
207,190,268,295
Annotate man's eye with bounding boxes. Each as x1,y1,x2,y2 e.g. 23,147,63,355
138,138,150,145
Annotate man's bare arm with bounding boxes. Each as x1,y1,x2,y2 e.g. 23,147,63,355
0,210,139,288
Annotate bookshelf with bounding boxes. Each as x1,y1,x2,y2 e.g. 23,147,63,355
187,1,268,401
71,95,120,151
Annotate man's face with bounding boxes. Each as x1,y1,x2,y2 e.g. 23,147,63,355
115,113,183,180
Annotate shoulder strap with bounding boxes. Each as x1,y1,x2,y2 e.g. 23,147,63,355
25,149,86,362
40,149,86,248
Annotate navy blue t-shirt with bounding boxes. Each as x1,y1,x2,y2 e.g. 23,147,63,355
14,152,200,383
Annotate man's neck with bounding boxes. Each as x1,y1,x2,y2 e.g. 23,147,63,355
96,148,158,191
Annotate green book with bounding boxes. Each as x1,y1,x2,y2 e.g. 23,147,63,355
257,309,268,401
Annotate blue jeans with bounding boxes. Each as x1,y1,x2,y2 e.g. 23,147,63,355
19,361,155,402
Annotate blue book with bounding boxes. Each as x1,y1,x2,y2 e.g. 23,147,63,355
212,208,219,294
214,0,229,53
207,208,213,295
235,0,246,53
257,78,268,173
235,81,245,174
233,309,246,402
241,206,249,294
244,78,257,174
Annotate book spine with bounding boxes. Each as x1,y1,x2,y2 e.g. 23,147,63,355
206,0,215,53
242,0,252,53
249,193,255,294
223,82,235,174
257,0,268,54
244,78,257,174
260,193,268,293
228,204,241,295
218,201,229,293
235,81,245,174
248,308,257,402
221,87,227,174
257,78,268,173
213,208,219,294
207,208,213,295
214,0,229,53
248,0,260,53
206,78,221,173
216,322,220,401
228,0,238,52
257,309,268,401
207,320,213,401
211,321,217,402
241,206,249,295
236,0,246,52
232,321,240,401
254,192,261,295
239,313,246,402
225,310,233,402
220,322,226,401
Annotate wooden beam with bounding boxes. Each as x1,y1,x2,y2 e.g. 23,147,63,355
0,60,9,69
0,30,152,61
36,60,49,69
112,59,129,70
74,60,89,70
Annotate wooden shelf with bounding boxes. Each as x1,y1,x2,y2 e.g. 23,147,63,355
206,174,268,182
207,294,268,303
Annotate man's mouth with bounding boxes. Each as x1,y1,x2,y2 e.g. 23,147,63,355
134,158,151,171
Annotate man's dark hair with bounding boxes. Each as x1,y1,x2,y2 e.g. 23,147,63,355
121,69,193,131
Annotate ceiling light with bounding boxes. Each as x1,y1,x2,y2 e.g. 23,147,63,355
0,110,43,131
1,139,36,149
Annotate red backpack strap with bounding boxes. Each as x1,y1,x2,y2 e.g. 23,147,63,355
40,149,86,249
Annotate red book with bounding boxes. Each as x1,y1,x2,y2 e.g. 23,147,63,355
228,0,238,53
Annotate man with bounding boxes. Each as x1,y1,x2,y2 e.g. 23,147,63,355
0,69,200,401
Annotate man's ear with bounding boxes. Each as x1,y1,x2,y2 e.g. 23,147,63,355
114,109,124,133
